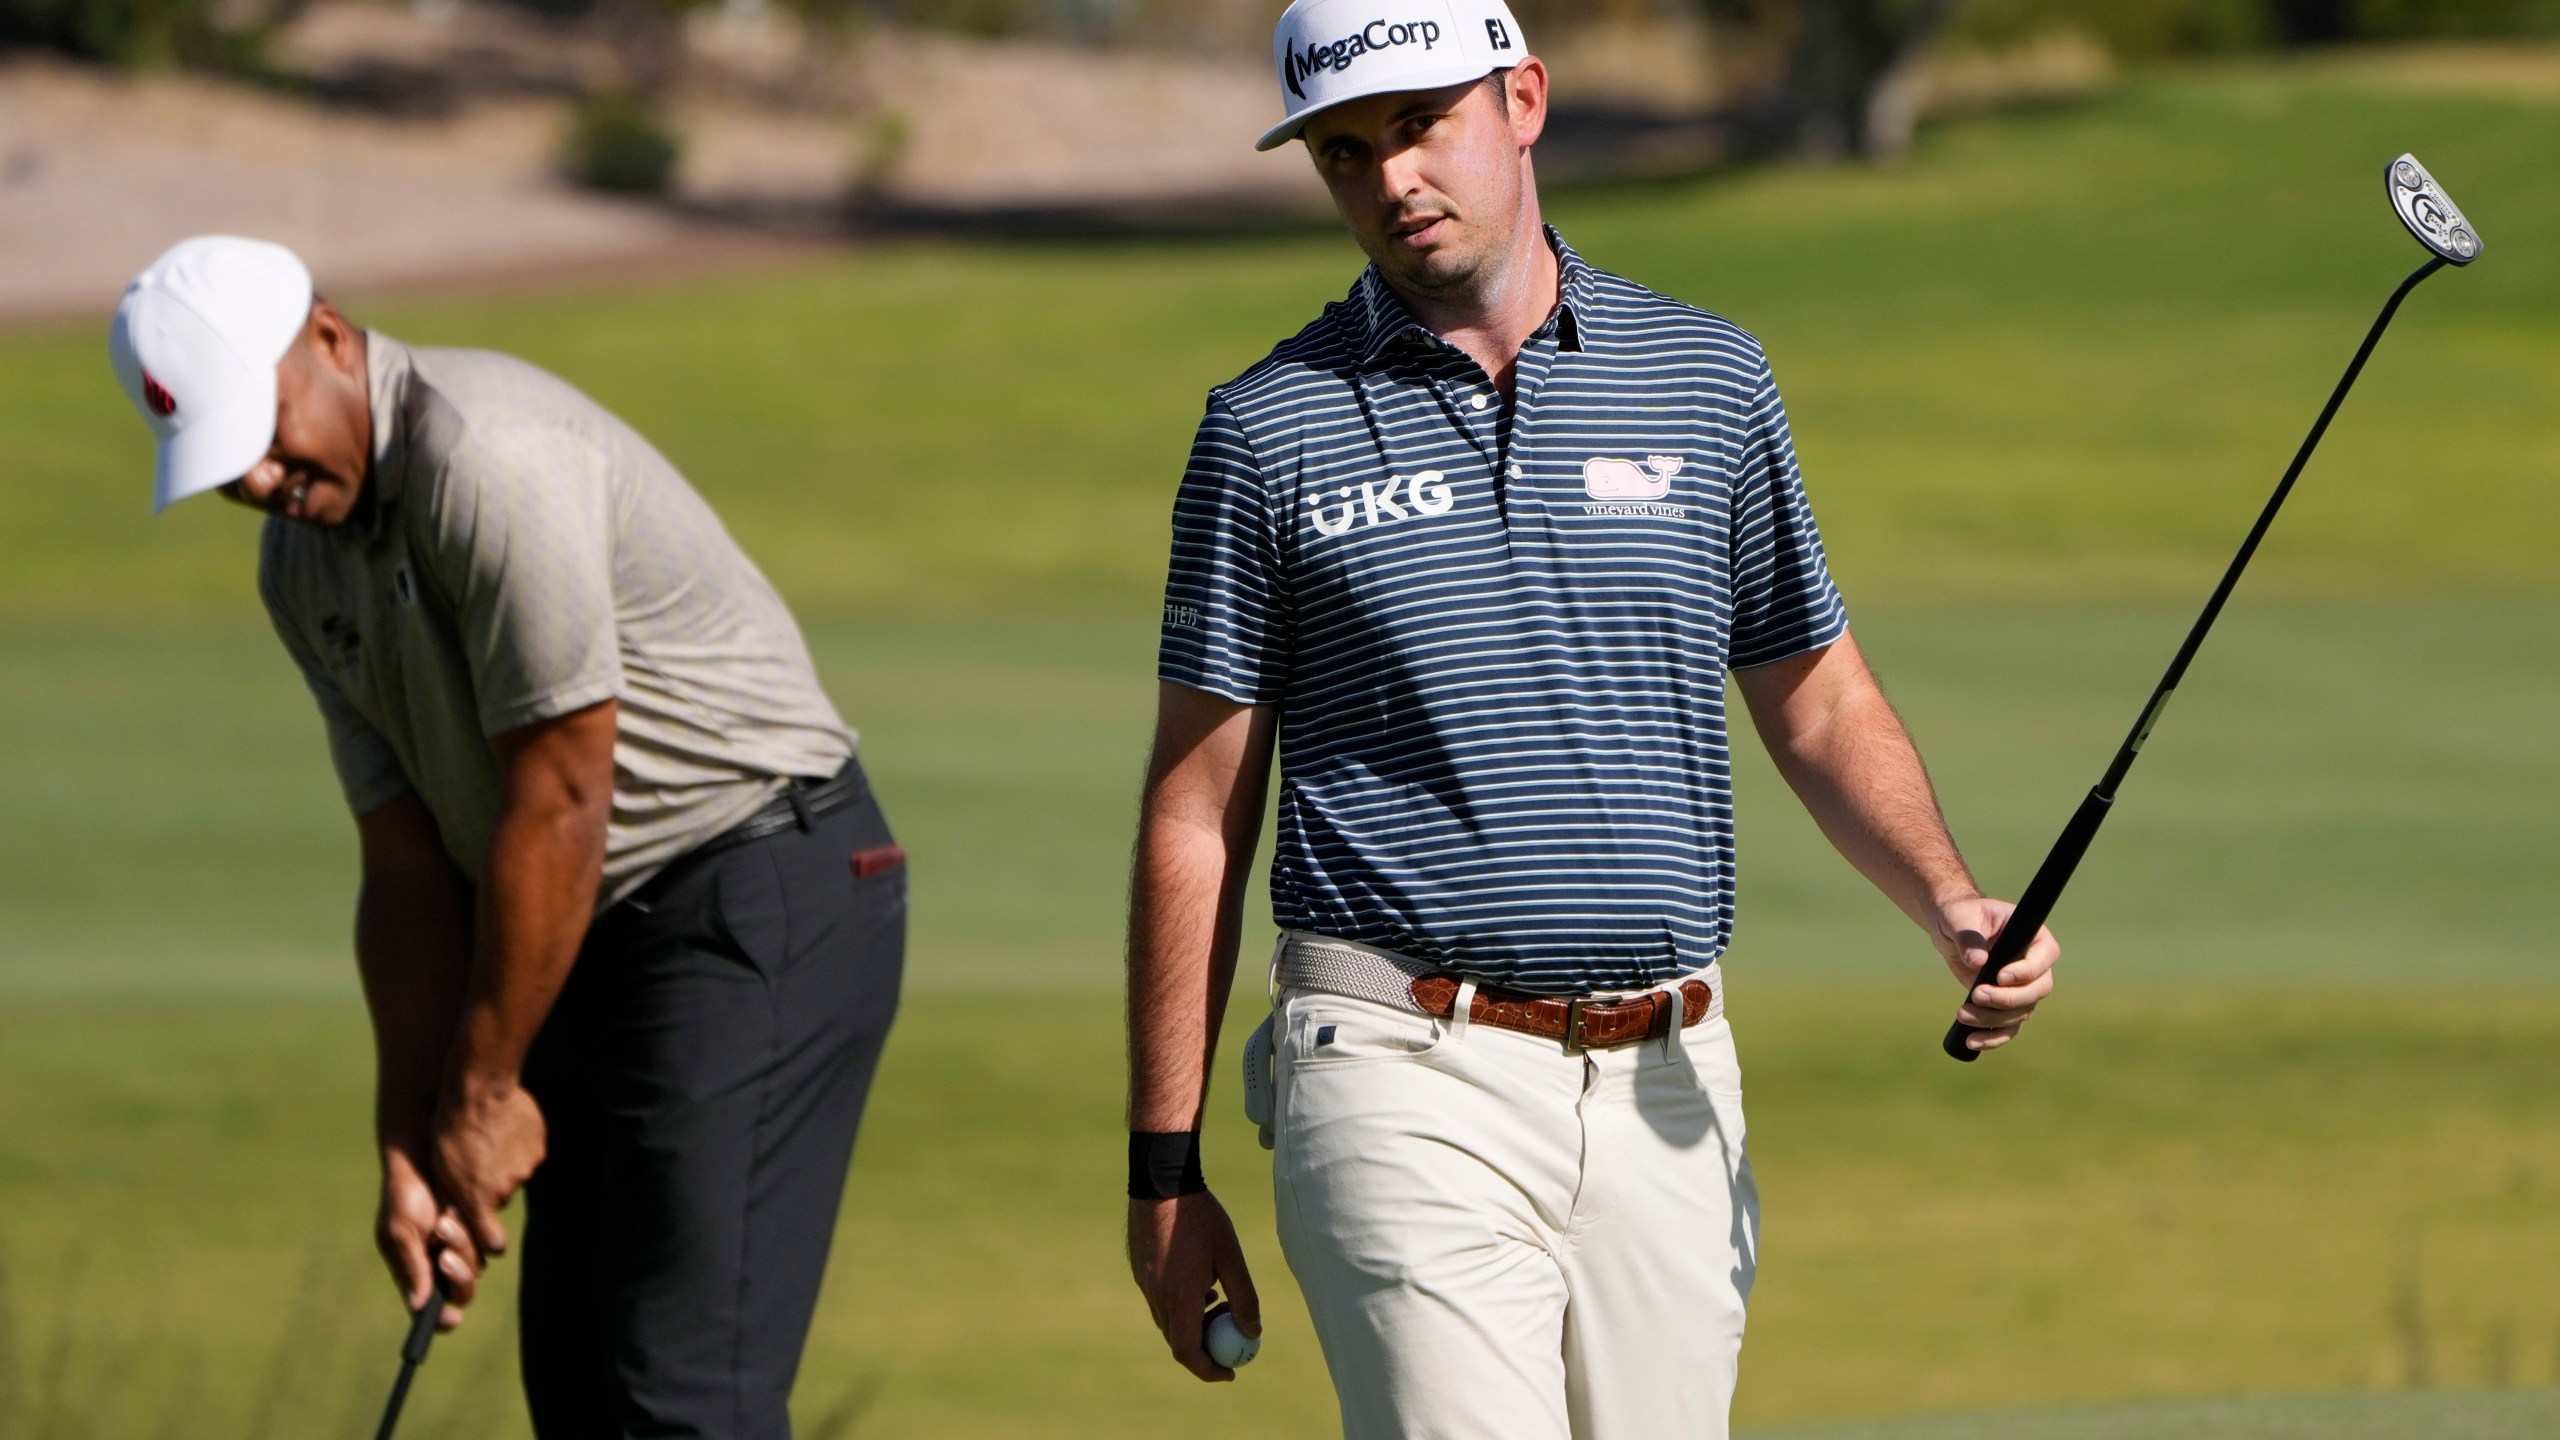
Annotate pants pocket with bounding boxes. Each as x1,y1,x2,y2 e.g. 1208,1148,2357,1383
1282,991,1444,1066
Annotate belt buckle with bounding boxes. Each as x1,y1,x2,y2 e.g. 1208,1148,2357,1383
1561,996,1592,1054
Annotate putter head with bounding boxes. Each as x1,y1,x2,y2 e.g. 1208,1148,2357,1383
2388,154,2483,265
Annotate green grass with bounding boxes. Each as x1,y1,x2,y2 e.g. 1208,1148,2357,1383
2,608,2555,1436
2,46,2558,1439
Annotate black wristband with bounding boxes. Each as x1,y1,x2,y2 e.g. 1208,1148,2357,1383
1128,1131,1207,1200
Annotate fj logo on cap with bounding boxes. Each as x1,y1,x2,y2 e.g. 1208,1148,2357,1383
1284,17,1443,100
1486,17,1511,48
141,370,178,418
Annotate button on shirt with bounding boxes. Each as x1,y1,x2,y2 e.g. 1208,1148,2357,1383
1158,232,1847,994
260,334,855,908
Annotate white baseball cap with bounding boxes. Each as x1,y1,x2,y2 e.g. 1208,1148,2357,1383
108,236,315,513
1258,0,1529,152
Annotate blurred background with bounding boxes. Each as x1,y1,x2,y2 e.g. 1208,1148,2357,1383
2,1,2556,1437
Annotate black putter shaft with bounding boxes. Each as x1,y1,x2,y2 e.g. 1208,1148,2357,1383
372,1277,448,1440
1942,254,2450,1062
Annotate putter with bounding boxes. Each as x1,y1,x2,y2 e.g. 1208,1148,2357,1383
1942,154,2484,1062
371,1276,448,1440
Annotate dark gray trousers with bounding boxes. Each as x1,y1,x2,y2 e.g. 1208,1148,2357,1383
519,765,904,1440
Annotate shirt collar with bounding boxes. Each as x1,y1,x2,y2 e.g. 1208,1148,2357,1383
344,330,412,544
1350,225,1596,369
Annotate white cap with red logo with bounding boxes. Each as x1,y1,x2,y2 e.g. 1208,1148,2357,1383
1258,0,1528,152
108,236,314,513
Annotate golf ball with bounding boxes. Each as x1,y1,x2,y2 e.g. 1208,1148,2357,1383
1204,1309,1259,1369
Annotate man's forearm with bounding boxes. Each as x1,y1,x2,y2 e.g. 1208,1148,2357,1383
1741,637,1977,930
354,803,476,1149
447,700,619,1104
1126,687,1274,1135
447,797,605,1101
1782,691,1975,923
1127,811,1252,1132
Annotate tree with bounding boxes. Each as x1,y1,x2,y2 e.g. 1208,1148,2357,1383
1713,0,1968,160
2268,0,2353,43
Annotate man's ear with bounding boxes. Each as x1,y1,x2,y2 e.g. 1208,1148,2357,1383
1506,58,1549,148
309,300,364,380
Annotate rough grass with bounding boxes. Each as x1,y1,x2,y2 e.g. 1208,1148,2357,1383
0,991,2554,1437
1745,1386,2560,1439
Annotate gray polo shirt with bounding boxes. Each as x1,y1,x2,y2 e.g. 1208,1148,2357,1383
260,333,854,907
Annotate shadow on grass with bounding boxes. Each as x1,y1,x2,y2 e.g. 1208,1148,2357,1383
0,1243,889,1439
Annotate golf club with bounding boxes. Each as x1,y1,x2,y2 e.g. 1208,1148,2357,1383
371,1275,449,1440
1942,153,2484,1062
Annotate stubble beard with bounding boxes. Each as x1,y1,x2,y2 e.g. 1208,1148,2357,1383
1364,164,1527,311
1383,239,1482,299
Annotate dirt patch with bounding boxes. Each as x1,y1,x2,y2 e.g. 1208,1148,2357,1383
0,5,2144,326
0,3,1340,325
0,54,741,324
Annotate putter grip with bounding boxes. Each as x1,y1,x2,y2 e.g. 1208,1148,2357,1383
403,1277,447,1365
1941,788,2113,1062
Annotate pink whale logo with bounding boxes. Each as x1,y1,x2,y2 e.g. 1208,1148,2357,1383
1582,454,1683,500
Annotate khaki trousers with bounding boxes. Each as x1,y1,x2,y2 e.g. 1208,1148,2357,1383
1270,972,1756,1440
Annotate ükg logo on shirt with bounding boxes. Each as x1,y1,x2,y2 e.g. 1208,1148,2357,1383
1308,469,1456,538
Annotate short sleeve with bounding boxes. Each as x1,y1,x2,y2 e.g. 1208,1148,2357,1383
1725,353,1849,669
416,427,624,736
263,590,412,817
1158,398,1290,705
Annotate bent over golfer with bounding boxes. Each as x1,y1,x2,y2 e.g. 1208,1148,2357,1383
1123,5,2060,1436
108,237,903,1440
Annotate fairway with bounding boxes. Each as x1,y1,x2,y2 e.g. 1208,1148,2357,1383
8,604,2556,999
3,44,2556,1440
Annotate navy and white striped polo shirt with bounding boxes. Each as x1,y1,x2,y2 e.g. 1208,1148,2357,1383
1159,229,1846,994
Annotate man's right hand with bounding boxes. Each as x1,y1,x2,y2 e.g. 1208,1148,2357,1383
1127,1191,1262,1381
377,1141,481,1331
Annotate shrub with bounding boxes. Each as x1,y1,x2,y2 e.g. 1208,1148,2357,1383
2355,0,2560,36
1954,0,2274,56
0,0,265,70
1951,0,2560,53
562,92,681,194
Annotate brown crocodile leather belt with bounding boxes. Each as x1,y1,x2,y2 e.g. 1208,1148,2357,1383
1407,975,1714,1053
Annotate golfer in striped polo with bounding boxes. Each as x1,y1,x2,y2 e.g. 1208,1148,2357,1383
1123,3,2061,1435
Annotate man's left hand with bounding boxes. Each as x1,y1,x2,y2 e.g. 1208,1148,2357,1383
1932,896,2060,1052
433,1080,547,1258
